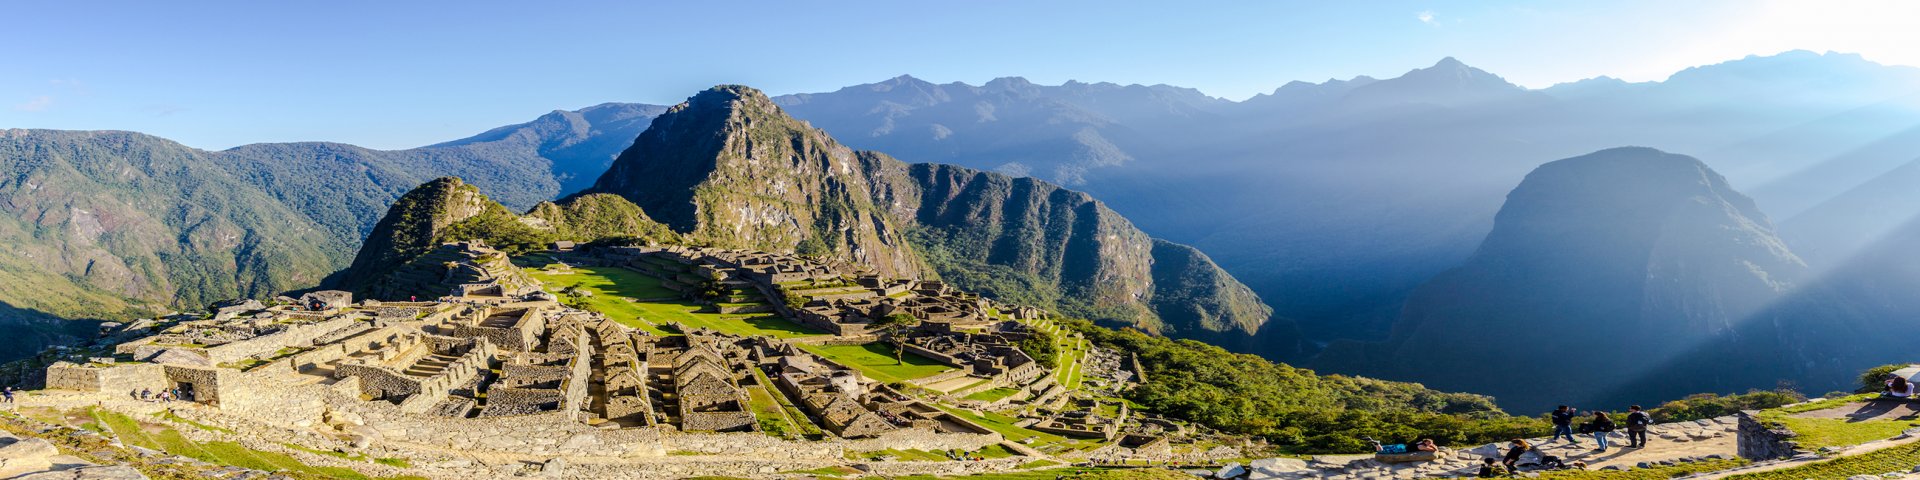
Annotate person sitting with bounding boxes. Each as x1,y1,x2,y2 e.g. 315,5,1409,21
1886,376,1916,399
1502,439,1531,472
1478,457,1510,478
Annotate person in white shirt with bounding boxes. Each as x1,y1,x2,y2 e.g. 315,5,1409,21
1885,376,1916,398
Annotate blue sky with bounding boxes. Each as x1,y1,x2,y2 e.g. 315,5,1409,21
5,0,1918,150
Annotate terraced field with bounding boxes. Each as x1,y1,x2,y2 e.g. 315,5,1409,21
527,264,824,338
799,343,953,384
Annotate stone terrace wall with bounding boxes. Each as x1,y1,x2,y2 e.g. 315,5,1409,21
839,428,1000,452
336,363,422,401
204,316,358,364
45,363,168,393
1737,410,1801,460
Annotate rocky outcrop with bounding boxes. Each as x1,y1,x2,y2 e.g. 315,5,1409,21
581,85,1280,341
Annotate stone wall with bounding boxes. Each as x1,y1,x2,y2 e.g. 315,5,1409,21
681,411,757,432
1736,410,1800,460
839,428,1001,452
45,362,167,393
336,363,422,401
159,365,225,405
203,317,357,364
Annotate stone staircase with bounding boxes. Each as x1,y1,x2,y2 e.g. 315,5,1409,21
404,354,461,377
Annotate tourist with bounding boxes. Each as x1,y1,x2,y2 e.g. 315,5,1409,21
1478,457,1510,477
2,386,13,403
1550,405,1581,445
1589,411,1617,452
1625,405,1653,448
1501,438,1530,472
140,388,151,401
1412,438,1438,452
1886,376,1916,399
128,389,139,400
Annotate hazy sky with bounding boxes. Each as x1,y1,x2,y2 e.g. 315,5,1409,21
5,0,1919,150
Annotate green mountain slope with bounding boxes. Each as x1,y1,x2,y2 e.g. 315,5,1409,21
0,129,348,323
579,86,1286,349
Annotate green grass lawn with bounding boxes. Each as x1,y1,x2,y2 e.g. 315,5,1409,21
799,343,954,384
1728,440,1920,480
1756,394,1916,449
89,408,419,480
1536,458,1747,479
529,265,824,338
928,404,1104,454
746,385,801,439
750,367,823,437
964,387,1022,402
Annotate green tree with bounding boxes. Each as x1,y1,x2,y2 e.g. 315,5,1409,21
872,313,921,365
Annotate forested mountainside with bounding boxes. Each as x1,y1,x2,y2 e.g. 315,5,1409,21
0,104,664,364
1319,148,1820,410
577,85,1282,346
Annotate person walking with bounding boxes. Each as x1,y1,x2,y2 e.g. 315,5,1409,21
1590,411,1617,452
1626,405,1653,448
2,386,14,404
1550,405,1581,445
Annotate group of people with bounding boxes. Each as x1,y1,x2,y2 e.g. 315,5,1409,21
1547,405,1653,452
1471,405,1655,477
129,387,190,403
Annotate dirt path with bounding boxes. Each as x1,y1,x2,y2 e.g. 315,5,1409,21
1791,399,1920,421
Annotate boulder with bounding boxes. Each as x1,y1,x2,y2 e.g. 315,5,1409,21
540,458,567,477
1215,463,1247,479
1249,457,1309,472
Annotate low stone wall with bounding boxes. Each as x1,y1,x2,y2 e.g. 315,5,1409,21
840,428,1001,452
45,362,167,393
204,317,357,364
1737,410,1800,460
909,368,972,387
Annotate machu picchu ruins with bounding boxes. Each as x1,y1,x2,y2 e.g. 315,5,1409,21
7,241,1265,479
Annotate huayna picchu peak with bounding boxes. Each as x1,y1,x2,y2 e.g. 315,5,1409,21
569,85,1285,348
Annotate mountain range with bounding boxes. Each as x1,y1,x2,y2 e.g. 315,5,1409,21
8,50,1920,410
338,86,1279,349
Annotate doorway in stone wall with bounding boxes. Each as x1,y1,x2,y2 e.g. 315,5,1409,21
174,381,196,403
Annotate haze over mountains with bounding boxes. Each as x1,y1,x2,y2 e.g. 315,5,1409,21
7,50,1920,410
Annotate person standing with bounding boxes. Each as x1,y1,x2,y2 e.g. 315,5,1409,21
2,386,14,404
1626,405,1653,448
1550,405,1581,445
1590,411,1617,452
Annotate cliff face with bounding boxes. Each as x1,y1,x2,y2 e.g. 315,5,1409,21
1331,147,1806,410
583,86,927,278
582,85,1282,347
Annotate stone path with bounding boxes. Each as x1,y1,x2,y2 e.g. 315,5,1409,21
1242,416,1742,479
1791,399,1920,422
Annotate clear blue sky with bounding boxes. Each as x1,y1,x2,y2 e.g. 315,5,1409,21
5,0,1916,150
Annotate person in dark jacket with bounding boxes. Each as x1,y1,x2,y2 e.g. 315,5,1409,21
1502,438,1531,472
1550,405,1581,445
1478,457,1510,477
1625,405,1653,448
1590,411,1617,452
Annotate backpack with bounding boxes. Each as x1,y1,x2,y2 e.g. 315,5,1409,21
1539,455,1567,470
1577,422,1594,434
